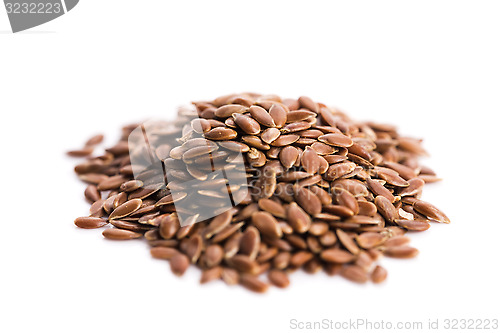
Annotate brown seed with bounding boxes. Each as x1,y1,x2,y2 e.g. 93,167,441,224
293,186,322,216
270,134,300,147
286,202,312,234
371,265,388,283
200,266,223,284
150,247,180,260
269,104,287,128
74,216,108,229
273,252,291,269
221,267,239,285
102,228,142,240
204,244,224,268
261,127,281,144
84,185,101,203
78,173,109,185
298,96,319,113
170,253,190,276
185,234,203,263
258,199,286,219
366,178,395,203
67,147,94,157
334,189,359,215
286,110,316,122
413,200,450,223
204,211,233,238
340,265,368,283
325,162,357,181
320,248,355,263
227,255,260,274
279,146,300,169
395,219,431,231
239,274,269,293
384,245,419,259
119,180,144,192
290,251,314,267
268,270,290,288
215,104,247,118
318,133,353,147
384,235,411,248
233,113,261,135
159,214,181,239
336,229,360,255
84,134,104,146
374,196,398,223
301,146,321,174
97,175,127,191
239,226,261,260
249,105,276,127
204,127,238,141
356,232,387,249
109,199,142,220
252,212,282,238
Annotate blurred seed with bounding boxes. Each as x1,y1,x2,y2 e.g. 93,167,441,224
102,228,142,240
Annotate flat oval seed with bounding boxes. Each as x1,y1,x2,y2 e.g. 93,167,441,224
109,199,143,220
252,211,283,238
102,228,142,240
233,113,261,135
74,217,108,229
249,105,276,127
318,133,353,147
269,104,287,128
268,270,290,288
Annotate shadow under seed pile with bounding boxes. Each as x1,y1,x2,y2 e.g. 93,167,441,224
69,93,449,293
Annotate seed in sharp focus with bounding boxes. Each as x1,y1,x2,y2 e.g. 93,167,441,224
214,104,247,118
374,195,399,223
74,217,108,229
249,105,276,127
279,146,299,169
233,113,261,135
204,127,238,141
102,228,142,240
269,104,287,128
395,219,431,231
318,133,353,147
109,199,143,220
261,127,281,144
413,200,450,223
298,96,319,113
301,146,321,174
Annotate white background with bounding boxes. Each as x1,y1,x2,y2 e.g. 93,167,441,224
1,1,499,332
